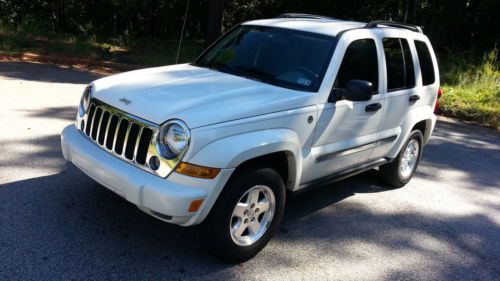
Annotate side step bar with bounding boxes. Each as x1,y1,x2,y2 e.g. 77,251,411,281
293,158,392,196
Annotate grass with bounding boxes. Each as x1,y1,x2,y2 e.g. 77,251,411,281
1,28,498,129
438,49,500,129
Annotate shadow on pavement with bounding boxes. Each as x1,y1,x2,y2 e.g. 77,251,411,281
1,163,499,280
18,106,78,122
419,118,500,189
0,134,66,171
0,61,103,84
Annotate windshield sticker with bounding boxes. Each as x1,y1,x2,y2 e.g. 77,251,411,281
298,77,312,86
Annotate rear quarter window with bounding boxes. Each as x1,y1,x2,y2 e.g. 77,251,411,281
414,40,435,86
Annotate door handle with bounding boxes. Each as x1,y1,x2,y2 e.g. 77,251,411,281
365,103,382,112
409,95,420,102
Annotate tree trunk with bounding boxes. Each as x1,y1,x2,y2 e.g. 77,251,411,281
205,0,227,46
405,0,416,23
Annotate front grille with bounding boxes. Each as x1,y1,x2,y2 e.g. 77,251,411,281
78,99,172,176
83,102,154,165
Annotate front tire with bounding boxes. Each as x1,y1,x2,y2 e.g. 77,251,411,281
379,130,423,188
201,166,286,262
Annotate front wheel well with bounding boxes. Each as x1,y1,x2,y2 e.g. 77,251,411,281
231,151,293,189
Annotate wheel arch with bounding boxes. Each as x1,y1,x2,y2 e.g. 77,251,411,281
187,128,303,190
387,106,437,158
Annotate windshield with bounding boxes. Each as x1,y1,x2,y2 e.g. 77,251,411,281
194,25,337,92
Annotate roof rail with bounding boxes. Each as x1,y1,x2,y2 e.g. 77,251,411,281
365,21,423,33
276,13,335,20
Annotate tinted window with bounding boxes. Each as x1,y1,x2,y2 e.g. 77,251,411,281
414,40,435,86
195,25,336,92
335,39,378,92
383,38,415,91
401,39,416,87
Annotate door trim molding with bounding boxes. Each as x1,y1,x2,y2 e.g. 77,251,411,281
315,135,397,163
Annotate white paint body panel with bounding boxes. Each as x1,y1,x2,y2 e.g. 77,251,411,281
91,64,315,128
62,18,439,226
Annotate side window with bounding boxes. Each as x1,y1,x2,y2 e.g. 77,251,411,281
335,39,378,92
401,39,416,88
382,38,416,91
414,40,435,86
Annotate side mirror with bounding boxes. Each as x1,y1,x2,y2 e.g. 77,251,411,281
343,80,373,102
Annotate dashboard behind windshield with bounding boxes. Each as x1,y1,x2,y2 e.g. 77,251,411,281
195,25,337,92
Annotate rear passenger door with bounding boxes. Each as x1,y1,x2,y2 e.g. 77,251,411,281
371,37,419,159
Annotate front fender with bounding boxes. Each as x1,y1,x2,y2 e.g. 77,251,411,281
188,128,303,189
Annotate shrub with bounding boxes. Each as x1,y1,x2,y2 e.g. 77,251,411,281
440,48,500,129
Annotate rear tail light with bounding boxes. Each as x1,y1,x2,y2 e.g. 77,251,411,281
434,88,443,113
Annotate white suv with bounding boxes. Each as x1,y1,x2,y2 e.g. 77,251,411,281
61,14,440,261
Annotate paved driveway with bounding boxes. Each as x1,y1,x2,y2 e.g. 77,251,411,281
1,62,499,281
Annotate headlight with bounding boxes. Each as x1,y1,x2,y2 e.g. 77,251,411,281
159,120,190,158
79,85,92,116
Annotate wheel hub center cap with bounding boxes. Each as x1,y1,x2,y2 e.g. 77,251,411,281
248,209,255,218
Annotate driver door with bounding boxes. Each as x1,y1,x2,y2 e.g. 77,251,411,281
302,36,385,183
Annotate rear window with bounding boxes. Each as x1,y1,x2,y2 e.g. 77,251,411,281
383,38,415,91
414,40,435,86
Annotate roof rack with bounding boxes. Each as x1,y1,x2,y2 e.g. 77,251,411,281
276,13,335,20
365,21,423,33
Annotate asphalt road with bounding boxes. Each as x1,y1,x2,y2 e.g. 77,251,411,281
1,61,499,281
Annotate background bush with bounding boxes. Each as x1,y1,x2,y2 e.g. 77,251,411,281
0,0,498,53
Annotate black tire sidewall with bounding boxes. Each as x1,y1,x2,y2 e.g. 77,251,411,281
201,166,286,262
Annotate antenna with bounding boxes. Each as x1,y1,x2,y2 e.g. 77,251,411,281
176,0,190,64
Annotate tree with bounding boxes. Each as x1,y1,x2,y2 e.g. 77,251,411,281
205,0,227,46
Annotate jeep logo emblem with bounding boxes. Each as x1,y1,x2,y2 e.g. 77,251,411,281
119,98,131,105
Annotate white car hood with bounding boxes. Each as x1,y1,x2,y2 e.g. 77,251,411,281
92,64,315,128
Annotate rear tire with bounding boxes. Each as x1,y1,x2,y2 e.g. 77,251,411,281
379,130,423,188
201,166,286,262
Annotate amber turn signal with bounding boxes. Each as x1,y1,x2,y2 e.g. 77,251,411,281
175,162,221,179
188,199,204,212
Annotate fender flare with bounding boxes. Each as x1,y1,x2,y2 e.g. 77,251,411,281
388,105,437,158
188,128,303,189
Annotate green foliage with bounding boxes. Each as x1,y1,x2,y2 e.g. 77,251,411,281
1,0,499,51
440,48,500,128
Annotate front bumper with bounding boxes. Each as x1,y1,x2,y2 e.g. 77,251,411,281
61,125,233,226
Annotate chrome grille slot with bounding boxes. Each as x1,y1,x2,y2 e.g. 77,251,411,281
136,128,152,165
98,111,110,145
125,123,140,160
78,99,175,178
91,107,102,140
105,115,119,150
114,119,129,155
85,104,96,136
